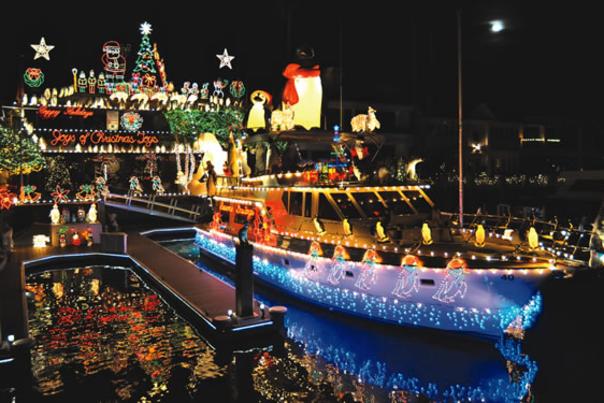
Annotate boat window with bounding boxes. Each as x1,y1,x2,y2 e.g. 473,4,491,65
303,192,313,217
318,194,340,221
379,191,416,215
352,192,386,218
234,212,250,224
281,191,290,213
290,192,303,216
220,210,230,224
333,194,363,219
402,191,432,214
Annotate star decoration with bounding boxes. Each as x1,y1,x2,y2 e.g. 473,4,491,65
31,37,55,61
140,21,153,35
216,48,235,69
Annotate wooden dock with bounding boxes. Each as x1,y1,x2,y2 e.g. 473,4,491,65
126,231,277,340
1,228,278,353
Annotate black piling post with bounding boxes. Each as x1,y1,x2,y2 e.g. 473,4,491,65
235,241,254,318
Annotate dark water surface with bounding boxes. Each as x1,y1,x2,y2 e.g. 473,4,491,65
15,238,604,402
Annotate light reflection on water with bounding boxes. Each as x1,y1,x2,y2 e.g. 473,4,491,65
166,240,538,402
27,267,226,401
25,242,537,402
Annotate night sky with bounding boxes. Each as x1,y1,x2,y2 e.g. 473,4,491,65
1,1,601,122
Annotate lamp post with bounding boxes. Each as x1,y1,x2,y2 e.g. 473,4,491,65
457,9,464,227
457,12,504,227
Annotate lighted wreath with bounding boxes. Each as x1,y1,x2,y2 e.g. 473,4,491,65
120,112,144,131
24,67,45,88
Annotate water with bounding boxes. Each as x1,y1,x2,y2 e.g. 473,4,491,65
22,239,597,401
164,241,537,402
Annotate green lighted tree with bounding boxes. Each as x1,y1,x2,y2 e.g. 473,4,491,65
44,156,72,192
132,22,158,89
0,125,45,177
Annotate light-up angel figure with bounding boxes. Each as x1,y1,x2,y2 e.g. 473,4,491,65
432,258,468,303
355,248,380,290
328,244,349,285
392,254,422,298
304,241,323,276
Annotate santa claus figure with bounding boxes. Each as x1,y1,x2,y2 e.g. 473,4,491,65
281,46,322,130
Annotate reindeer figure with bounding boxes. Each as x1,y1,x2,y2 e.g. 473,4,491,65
350,106,381,133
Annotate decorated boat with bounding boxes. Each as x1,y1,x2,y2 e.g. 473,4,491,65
194,141,597,339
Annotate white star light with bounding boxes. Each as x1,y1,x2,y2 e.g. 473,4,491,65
31,37,55,61
216,48,235,69
140,21,153,35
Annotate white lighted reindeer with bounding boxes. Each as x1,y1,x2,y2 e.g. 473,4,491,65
350,106,381,133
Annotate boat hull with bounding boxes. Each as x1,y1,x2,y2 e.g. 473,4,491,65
195,229,545,338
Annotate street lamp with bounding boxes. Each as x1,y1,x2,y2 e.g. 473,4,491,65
457,9,464,227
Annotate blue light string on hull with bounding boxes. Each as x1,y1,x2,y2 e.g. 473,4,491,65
195,232,542,334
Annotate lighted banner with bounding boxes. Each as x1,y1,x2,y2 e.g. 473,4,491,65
26,108,171,132
49,129,159,147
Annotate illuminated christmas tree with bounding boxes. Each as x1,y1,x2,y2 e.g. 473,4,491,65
132,22,158,91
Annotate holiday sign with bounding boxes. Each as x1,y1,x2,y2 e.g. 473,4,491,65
49,129,159,148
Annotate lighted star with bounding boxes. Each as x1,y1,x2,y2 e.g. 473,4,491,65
140,21,153,35
471,143,483,154
216,48,235,69
31,37,55,61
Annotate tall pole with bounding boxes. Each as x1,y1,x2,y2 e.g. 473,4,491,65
339,15,343,129
457,9,464,227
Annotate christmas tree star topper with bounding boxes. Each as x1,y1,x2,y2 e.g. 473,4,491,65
140,21,153,35
216,48,235,69
31,37,55,61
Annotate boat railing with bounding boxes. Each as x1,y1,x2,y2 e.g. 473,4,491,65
441,212,593,259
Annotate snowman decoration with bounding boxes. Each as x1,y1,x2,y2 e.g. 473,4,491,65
392,255,421,298
432,258,468,303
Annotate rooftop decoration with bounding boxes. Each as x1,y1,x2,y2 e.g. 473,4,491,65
216,48,235,69
31,37,55,61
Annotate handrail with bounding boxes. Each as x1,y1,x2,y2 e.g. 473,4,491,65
105,193,202,219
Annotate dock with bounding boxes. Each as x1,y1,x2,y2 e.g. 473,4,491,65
1,228,279,355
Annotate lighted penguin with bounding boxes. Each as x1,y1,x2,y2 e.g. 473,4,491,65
246,90,271,132
281,46,322,130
